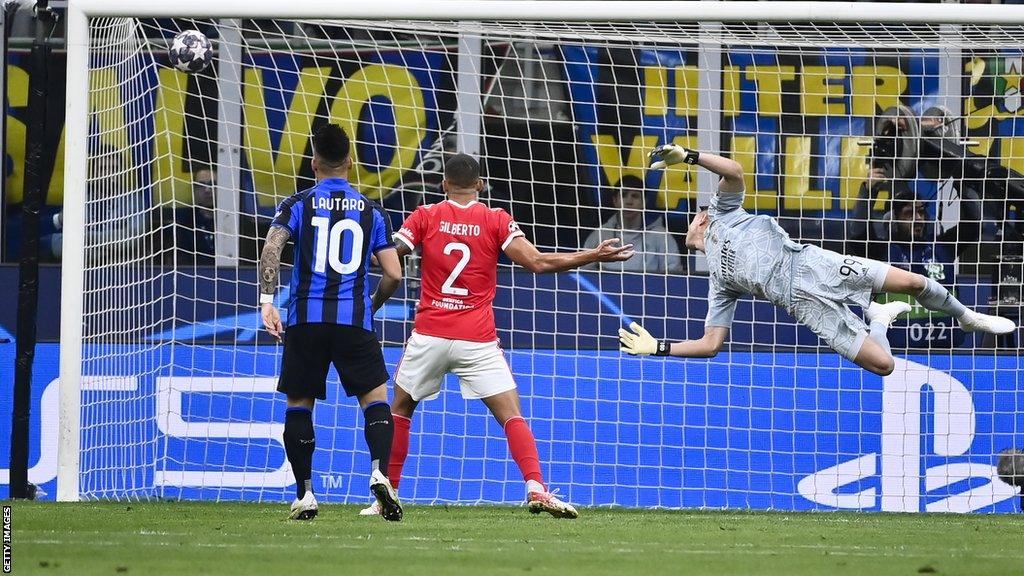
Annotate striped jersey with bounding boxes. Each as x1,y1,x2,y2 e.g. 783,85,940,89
271,177,395,331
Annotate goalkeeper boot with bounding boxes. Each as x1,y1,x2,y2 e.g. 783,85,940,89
288,491,318,521
958,309,1017,335
866,301,912,326
358,501,381,517
527,489,578,519
370,469,403,522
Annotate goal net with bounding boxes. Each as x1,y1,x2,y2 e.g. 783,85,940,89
62,5,1023,512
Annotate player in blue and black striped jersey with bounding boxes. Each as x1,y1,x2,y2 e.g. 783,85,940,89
258,124,404,522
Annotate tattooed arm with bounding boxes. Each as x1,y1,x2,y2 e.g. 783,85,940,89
259,226,290,297
259,225,291,340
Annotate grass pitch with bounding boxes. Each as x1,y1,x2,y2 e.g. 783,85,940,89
11,501,1023,575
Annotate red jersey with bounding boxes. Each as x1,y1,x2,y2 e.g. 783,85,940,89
394,199,524,342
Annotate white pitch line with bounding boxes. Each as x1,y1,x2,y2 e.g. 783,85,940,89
17,537,1019,561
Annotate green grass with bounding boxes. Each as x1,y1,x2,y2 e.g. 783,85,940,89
10,502,1024,575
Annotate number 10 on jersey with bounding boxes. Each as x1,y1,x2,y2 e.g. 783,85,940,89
311,216,364,274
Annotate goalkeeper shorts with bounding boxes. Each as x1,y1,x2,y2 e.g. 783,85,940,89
789,246,890,361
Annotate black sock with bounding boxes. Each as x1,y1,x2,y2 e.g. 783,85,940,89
362,402,394,477
283,407,315,499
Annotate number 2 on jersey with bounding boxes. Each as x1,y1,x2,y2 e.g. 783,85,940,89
311,216,363,274
441,242,471,296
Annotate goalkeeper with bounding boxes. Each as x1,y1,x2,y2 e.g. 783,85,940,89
618,144,1017,375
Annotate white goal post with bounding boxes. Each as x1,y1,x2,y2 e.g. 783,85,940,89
59,0,1024,509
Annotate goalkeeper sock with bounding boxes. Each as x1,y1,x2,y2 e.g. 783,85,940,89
363,402,394,478
503,416,545,488
868,320,892,356
388,414,411,489
915,278,967,318
283,407,315,499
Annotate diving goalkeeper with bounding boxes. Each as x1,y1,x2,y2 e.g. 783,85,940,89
618,145,1017,375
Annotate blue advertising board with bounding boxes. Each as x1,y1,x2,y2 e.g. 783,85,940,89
1,341,1020,512
0,266,997,351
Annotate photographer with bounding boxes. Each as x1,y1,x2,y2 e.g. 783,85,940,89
915,105,1022,345
845,105,919,260
918,105,984,267
848,105,987,266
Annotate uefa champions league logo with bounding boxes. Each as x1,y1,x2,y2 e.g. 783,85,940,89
797,358,1019,512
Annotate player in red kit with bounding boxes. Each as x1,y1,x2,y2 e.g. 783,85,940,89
360,153,634,518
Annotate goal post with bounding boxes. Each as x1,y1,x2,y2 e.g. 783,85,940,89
57,2,89,502
59,1,1024,510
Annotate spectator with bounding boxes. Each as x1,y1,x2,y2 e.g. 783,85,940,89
45,146,148,263
164,167,217,265
878,190,967,349
886,190,955,281
582,175,684,273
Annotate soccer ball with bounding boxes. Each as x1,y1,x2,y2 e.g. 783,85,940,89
168,30,213,73
997,448,1024,489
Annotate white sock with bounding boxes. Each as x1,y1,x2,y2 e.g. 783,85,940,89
868,320,892,356
916,278,967,317
526,479,546,494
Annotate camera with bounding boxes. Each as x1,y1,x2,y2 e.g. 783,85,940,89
861,105,1024,223
917,132,1024,220
866,105,920,181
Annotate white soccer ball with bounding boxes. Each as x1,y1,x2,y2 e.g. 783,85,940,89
168,30,213,73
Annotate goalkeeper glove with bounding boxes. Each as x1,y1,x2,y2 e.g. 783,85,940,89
618,322,670,356
648,144,700,169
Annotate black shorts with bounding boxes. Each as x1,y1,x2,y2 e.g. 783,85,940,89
277,323,390,400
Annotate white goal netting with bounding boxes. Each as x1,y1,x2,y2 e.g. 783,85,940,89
70,15,1023,511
